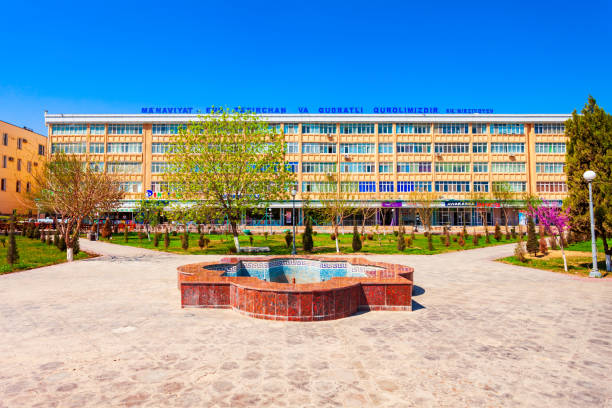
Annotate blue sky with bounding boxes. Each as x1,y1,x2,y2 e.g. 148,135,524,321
0,0,610,135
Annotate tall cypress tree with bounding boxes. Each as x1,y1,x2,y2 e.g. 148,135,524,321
302,217,314,252
6,215,19,266
352,223,362,252
526,216,539,257
565,96,612,270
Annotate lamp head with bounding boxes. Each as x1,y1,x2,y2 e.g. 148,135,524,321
583,170,596,182
291,189,297,197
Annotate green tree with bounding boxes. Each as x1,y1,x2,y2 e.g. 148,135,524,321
153,232,160,247
164,229,170,249
397,222,405,251
302,217,314,252
6,215,19,266
565,96,612,271
494,222,502,241
165,108,295,253
134,198,165,240
526,216,538,257
352,223,362,252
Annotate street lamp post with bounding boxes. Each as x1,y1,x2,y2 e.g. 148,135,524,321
583,170,601,278
291,189,297,255
268,208,272,235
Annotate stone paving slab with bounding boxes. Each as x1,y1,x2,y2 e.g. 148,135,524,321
0,240,610,407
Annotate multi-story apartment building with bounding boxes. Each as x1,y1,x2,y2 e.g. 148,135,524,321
44,113,569,227
0,120,47,215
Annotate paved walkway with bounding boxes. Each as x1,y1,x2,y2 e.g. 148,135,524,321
0,240,611,407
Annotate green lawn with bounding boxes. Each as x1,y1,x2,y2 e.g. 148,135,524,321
0,235,91,274
101,230,520,255
499,254,608,277
566,238,606,253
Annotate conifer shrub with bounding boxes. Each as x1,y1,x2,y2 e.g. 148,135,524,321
164,229,170,249
427,233,434,251
285,231,293,248
452,236,458,242
473,234,480,245
249,236,254,246
539,236,548,255
47,234,53,245
511,227,516,239
153,232,160,247
58,236,67,251
405,236,412,248
6,216,19,266
526,216,538,257
72,233,80,255
330,233,336,241
0,237,5,247
352,224,363,252
263,231,269,241
494,222,502,241
172,230,177,237
302,218,313,252
367,233,374,240
181,231,189,250
458,236,465,247
102,217,112,239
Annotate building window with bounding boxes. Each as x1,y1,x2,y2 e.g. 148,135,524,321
27,161,32,173
16,159,22,171
472,142,488,153
89,143,105,154
17,138,22,149
107,143,142,154
397,162,431,173
302,123,336,134
535,142,566,154
471,124,488,134
107,124,142,135
51,142,87,154
286,162,298,173
435,162,469,173
51,124,87,135
379,181,394,192
490,124,524,135
397,181,431,192
535,123,565,134
491,142,525,154
151,181,169,192
89,162,104,172
340,182,358,193
26,182,31,193
340,143,375,154
151,162,169,173
302,181,336,193
90,124,106,135
434,143,469,154
340,162,375,173
38,144,45,155
435,181,470,192
152,143,169,154
473,181,489,192
536,162,565,173
397,142,431,153
16,180,21,193
2,155,6,168
302,162,336,173
378,162,393,173
378,124,393,134
434,123,468,134
339,123,375,134
118,182,142,193
358,181,376,192
2,133,7,146
267,124,281,133
491,162,526,173
107,162,142,173
283,124,299,134
397,123,430,134
536,182,567,193
473,162,488,172
152,124,184,135
0,178,5,191
302,143,336,154
378,143,393,154
493,181,526,192
284,142,299,154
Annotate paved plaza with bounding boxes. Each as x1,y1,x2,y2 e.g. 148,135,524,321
1,240,611,407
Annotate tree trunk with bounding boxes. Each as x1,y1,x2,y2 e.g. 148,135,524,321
559,237,568,272
67,247,74,262
334,224,340,253
230,221,241,253
145,223,150,240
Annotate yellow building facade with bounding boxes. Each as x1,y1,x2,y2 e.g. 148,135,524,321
0,120,47,215
44,113,569,227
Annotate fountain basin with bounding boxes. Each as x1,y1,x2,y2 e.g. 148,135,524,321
178,256,414,321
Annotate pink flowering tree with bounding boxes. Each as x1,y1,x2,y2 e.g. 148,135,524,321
527,205,572,272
